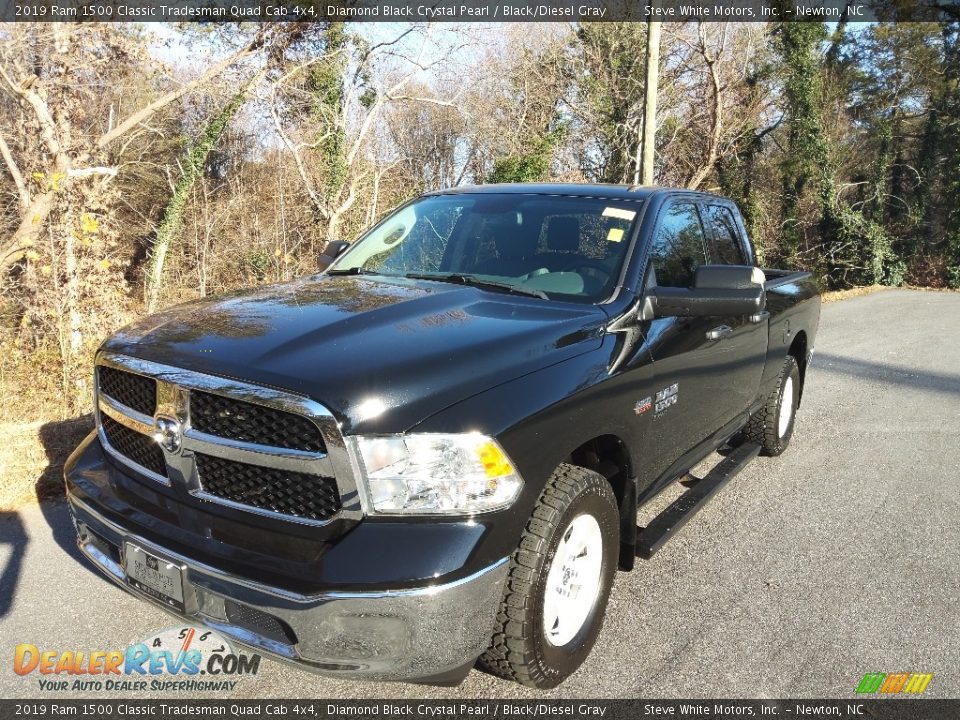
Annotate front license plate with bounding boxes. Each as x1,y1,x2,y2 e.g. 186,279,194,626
123,543,186,612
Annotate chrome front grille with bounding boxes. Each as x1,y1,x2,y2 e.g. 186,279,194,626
190,389,326,452
98,365,157,416
194,453,341,521
100,414,167,477
93,353,361,526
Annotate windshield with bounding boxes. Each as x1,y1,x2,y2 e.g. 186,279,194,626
328,194,643,303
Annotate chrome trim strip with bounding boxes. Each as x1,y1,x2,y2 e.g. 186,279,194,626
184,429,334,474
99,395,155,435
202,619,298,659
191,489,340,528
80,541,125,581
95,351,362,525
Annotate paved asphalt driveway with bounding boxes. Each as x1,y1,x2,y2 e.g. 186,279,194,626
1,289,958,699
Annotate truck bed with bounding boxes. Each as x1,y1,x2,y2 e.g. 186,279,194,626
762,268,812,290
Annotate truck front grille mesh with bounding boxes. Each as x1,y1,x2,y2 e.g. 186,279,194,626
101,415,167,477
224,600,298,645
195,453,341,522
98,366,156,416
190,390,325,452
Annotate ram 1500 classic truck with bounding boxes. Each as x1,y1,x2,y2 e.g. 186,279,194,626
65,184,820,688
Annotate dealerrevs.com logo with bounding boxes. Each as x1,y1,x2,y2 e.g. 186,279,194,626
14,626,260,692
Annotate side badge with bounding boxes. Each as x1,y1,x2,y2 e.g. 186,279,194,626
654,383,679,417
634,396,652,415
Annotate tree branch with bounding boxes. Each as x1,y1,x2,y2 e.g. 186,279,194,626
0,132,30,208
270,89,327,217
687,23,725,190
0,65,65,159
67,166,118,179
96,33,265,149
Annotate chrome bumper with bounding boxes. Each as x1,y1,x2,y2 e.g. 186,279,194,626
68,494,509,683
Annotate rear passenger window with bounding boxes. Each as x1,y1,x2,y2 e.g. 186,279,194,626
649,203,708,288
705,205,747,265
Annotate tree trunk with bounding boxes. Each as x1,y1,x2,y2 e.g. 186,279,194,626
1,190,57,270
64,217,82,355
640,15,661,186
687,25,724,190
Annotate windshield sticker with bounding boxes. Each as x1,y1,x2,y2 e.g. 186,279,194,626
602,207,636,221
607,228,625,243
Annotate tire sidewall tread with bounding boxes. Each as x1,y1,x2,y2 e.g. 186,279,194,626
478,463,619,689
746,354,801,456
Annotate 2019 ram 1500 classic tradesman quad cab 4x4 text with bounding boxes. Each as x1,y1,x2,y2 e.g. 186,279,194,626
65,184,820,688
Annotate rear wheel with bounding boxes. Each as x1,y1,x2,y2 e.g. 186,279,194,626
479,464,619,688
745,354,800,456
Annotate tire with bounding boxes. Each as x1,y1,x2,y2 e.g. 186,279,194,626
745,354,800,456
478,463,619,689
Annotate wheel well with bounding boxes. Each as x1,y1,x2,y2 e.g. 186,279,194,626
567,434,632,497
566,435,636,571
788,331,808,403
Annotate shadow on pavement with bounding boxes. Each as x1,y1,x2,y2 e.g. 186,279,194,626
35,416,95,571
0,511,27,617
34,415,93,502
813,352,960,395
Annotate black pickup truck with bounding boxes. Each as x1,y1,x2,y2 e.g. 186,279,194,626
65,184,820,688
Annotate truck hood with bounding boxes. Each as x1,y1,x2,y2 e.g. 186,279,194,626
102,275,607,434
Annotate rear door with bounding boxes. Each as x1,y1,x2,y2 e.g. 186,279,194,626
700,202,768,420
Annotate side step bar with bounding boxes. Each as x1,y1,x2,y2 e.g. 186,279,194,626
636,443,761,559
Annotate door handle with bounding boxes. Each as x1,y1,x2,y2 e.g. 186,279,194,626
706,324,734,341
749,310,770,324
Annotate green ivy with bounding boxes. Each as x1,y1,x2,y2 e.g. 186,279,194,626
145,81,254,309
487,129,565,184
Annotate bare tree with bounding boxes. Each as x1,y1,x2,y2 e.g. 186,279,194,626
270,24,469,241
0,25,271,277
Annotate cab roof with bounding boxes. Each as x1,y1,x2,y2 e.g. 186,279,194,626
425,183,722,202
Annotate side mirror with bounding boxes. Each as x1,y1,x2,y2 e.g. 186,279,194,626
319,240,350,271
649,265,765,318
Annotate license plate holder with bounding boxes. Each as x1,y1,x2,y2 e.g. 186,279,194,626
123,543,187,613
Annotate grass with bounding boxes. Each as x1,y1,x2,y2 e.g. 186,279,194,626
822,284,959,303
822,284,890,303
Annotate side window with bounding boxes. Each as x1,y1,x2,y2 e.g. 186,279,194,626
649,202,708,288
705,205,747,265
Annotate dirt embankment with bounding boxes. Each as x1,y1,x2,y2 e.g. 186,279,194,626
0,416,92,511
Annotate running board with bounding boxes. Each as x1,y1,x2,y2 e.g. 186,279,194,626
635,443,761,559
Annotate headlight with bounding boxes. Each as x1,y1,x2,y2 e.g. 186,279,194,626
351,433,523,515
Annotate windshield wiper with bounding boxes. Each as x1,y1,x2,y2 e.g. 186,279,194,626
326,266,380,276
404,272,549,300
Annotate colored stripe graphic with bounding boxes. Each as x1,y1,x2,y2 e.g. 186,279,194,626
903,673,933,694
856,673,886,694
857,672,932,694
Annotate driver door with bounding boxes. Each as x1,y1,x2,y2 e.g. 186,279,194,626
639,200,725,482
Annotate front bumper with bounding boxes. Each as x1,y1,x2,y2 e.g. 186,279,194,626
65,449,509,683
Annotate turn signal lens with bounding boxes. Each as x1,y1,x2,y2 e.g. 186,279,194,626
476,440,514,479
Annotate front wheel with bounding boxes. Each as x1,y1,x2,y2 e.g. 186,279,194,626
478,464,619,688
